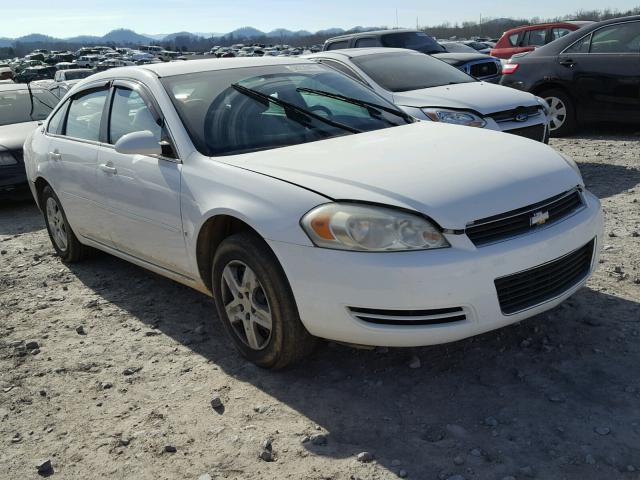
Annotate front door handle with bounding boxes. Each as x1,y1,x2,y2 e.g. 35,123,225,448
559,58,575,67
48,151,61,161
99,163,117,175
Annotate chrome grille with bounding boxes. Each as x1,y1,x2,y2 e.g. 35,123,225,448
466,188,584,247
494,239,595,314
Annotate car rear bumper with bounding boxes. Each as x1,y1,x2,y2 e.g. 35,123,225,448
0,165,29,198
268,190,603,347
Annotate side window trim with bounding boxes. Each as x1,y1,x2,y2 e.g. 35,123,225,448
46,99,70,136
105,83,180,162
562,20,640,55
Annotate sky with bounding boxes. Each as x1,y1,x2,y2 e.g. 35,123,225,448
2,0,639,38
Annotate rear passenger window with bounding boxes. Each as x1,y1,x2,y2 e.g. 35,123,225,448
65,89,108,141
508,33,520,46
108,88,161,144
355,38,382,48
326,40,349,50
524,29,547,47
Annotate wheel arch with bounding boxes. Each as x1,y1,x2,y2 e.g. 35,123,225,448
33,176,51,210
530,82,574,101
195,214,266,293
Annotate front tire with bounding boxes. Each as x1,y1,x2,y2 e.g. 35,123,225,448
41,186,91,262
542,89,576,137
212,232,316,369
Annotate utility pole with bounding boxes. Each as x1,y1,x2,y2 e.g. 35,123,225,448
479,13,482,37
396,8,399,29
416,16,419,30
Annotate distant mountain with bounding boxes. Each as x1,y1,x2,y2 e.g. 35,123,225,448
315,28,346,36
102,29,154,44
225,27,265,39
16,34,58,43
268,28,312,38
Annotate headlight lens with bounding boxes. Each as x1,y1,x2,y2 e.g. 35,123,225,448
0,150,17,166
301,203,450,251
421,109,487,128
559,152,583,182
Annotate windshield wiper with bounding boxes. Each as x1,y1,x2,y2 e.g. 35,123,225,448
296,88,413,123
26,81,55,119
231,83,361,134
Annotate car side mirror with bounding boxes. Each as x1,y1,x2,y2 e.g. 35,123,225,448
114,130,162,156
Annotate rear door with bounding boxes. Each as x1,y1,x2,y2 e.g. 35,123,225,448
97,81,189,274
558,20,640,121
46,84,113,244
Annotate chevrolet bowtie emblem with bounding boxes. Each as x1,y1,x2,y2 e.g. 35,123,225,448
530,210,550,226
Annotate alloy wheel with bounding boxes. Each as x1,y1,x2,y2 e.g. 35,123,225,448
545,96,567,132
46,197,68,251
220,260,272,350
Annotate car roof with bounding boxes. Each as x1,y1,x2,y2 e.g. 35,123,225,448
0,83,31,92
305,47,417,59
137,57,314,77
326,29,421,42
505,20,594,34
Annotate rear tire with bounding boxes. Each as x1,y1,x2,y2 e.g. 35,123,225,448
41,186,91,262
212,231,316,369
541,89,576,137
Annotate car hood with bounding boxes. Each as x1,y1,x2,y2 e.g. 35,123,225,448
218,123,581,229
0,121,40,151
392,81,540,115
433,52,494,66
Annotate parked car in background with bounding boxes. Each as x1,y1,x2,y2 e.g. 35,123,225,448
48,80,81,99
491,21,593,59
24,57,601,367
54,69,94,82
76,55,102,68
461,40,493,54
0,83,57,197
324,29,503,82
0,66,14,82
304,48,549,142
439,42,479,54
500,16,640,136
14,65,57,83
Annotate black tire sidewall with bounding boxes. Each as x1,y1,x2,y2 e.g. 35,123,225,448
211,233,301,368
41,186,85,262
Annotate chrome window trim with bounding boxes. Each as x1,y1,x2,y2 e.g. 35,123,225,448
561,19,640,55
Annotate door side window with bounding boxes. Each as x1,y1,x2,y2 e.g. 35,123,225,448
319,59,367,84
508,33,520,46
47,100,69,134
108,87,162,144
326,40,349,50
523,28,547,47
552,28,572,40
355,37,382,48
65,89,109,141
590,22,640,53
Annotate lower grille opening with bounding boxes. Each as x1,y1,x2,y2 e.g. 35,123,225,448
494,239,595,315
349,306,467,326
505,124,546,142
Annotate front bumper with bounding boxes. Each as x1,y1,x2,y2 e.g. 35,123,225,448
268,191,603,347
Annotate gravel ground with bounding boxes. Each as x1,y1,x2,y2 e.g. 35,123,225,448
1,129,639,480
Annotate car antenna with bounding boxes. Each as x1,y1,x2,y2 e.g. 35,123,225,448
26,80,35,119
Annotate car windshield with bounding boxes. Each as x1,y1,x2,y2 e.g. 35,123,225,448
380,32,446,54
352,52,475,92
64,70,93,80
162,63,411,156
0,88,57,126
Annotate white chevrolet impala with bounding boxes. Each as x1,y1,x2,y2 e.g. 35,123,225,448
23,58,603,368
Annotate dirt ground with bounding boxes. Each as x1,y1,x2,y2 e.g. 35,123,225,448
1,128,639,480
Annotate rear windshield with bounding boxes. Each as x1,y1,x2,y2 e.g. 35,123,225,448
0,88,58,126
381,32,446,54
352,52,475,92
161,63,410,156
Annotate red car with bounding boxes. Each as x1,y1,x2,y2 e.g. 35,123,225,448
491,21,593,59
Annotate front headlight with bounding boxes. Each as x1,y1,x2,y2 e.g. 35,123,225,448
421,109,487,128
0,150,17,166
301,203,450,251
559,152,583,182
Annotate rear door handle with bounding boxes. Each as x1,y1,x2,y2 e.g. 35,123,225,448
559,58,575,67
99,163,117,175
48,151,61,161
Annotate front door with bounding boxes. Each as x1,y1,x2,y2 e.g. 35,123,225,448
97,85,189,275
559,20,640,122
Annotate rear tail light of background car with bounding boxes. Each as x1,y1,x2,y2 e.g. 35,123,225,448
502,63,520,75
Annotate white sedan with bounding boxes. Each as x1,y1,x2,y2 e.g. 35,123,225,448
23,57,602,368
304,48,550,142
